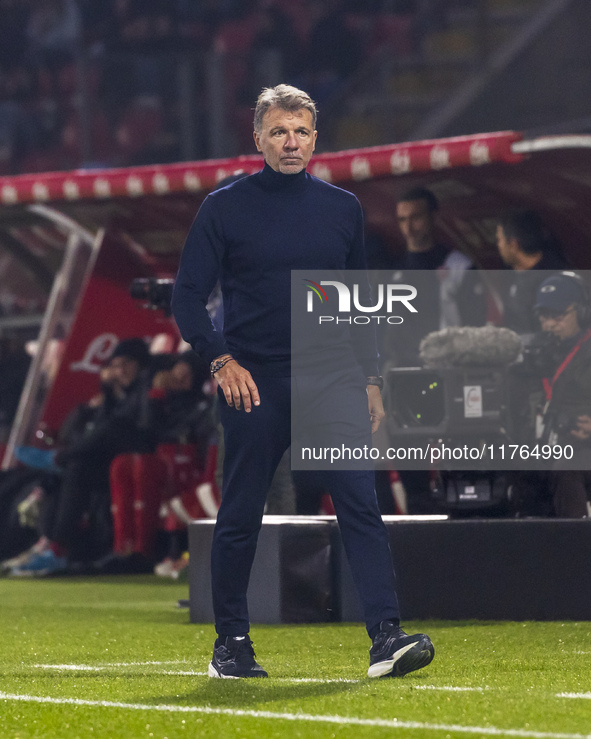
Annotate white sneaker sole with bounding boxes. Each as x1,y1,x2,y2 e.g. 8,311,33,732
208,662,239,679
367,641,419,678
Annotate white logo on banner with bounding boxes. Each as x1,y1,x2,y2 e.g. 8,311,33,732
127,176,143,196
311,163,332,182
351,157,371,181
470,141,490,166
153,173,170,193
63,180,80,199
183,172,202,191
390,150,411,174
32,182,50,201
93,178,111,198
430,146,451,170
70,334,119,373
1,185,18,204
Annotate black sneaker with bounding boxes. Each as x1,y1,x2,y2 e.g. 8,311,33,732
368,621,434,678
208,635,268,679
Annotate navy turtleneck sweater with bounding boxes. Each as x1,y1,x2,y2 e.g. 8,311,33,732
172,163,378,376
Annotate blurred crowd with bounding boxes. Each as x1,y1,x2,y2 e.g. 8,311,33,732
0,0,461,175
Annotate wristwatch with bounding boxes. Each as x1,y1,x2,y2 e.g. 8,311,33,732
366,376,384,391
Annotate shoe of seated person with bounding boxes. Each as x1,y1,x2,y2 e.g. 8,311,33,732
0,538,48,575
208,635,268,679
14,446,61,472
10,549,68,578
368,621,434,678
154,554,189,580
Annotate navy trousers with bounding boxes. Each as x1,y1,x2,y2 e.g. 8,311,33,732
212,369,400,636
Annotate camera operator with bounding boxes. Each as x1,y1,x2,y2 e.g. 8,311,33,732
532,272,591,517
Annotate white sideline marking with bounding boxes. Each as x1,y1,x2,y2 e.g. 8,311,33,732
284,677,359,684
164,672,359,684
0,692,589,738
30,665,585,695
415,686,485,692
35,663,186,671
33,663,184,671
33,664,359,683
30,665,492,690
33,659,189,670
557,693,591,700
109,660,189,666
31,664,486,689
34,661,188,670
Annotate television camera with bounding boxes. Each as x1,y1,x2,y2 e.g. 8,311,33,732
129,278,175,315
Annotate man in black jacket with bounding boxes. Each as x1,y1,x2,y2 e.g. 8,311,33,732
534,273,591,517
496,211,569,335
172,84,434,680
11,338,156,574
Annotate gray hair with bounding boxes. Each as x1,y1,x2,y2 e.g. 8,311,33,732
253,84,317,133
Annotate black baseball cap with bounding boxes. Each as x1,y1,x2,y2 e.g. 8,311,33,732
534,273,586,313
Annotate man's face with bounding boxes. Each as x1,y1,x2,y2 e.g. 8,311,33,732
110,355,140,388
396,199,435,252
253,107,317,174
496,224,517,267
538,304,580,341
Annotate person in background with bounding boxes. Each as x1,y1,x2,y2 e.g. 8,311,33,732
394,185,485,340
10,338,156,576
497,213,571,516
383,186,485,514
533,273,591,517
496,210,569,335
105,351,215,575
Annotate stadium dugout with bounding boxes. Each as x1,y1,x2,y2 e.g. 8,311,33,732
1,131,590,620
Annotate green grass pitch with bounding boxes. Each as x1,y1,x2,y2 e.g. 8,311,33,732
1,576,590,738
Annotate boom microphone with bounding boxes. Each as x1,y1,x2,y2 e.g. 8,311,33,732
419,326,522,368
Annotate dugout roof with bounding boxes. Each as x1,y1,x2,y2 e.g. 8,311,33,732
1,130,591,326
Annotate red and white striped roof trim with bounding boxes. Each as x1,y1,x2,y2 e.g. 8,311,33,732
0,132,523,206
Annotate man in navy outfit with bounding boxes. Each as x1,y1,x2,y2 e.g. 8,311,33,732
172,84,434,679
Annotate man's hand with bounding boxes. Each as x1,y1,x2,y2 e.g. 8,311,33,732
214,358,260,412
571,414,591,440
367,384,385,434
